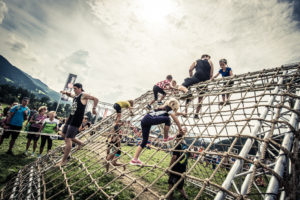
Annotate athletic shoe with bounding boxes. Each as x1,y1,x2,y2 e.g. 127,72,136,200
31,153,35,157
130,159,143,166
24,151,29,156
157,101,163,105
194,114,199,119
146,104,152,110
37,154,41,158
163,136,175,142
180,91,193,99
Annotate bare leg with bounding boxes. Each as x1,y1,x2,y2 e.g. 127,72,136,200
195,97,203,115
149,99,156,106
133,146,143,160
112,158,124,168
106,154,114,172
179,189,188,199
60,138,72,165
226,93,231,102
178,85,188,93
8,138,17,151
163,125,170,139
168,184,174,200
32,140,38,153
185,100,190,115
159,94,166,102
115,113,121,125
25,139,31,151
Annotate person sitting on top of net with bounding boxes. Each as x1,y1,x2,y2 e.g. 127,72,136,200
113,100,134,125
212,58,234,105
105,125,126,172
178,54,214,99
147,75,177,109
130,98,186,166
167,133,190,200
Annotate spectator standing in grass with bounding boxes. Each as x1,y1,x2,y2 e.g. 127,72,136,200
0,97,30,155
38,111,59,158
24,106,47,157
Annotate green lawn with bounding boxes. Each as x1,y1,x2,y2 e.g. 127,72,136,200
120,145,213,199
0,134,64,189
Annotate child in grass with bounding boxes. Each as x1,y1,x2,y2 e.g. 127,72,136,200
168,133,189,200
106,125,125,172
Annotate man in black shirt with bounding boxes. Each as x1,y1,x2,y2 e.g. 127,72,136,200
57,83,98,166
178,54,214,99
168,133,189,200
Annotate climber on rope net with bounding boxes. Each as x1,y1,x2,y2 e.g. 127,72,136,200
168,133,190,200
105,125,126,172
113,100,134,125
57,83,99,167
130,98,186,166
212,58,234,105
178,54,214,99
147,75,177,109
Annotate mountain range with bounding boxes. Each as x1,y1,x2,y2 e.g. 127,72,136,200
0,55,60,101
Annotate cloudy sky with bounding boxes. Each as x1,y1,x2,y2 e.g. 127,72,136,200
0,0,300,103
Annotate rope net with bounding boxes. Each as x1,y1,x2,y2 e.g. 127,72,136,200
1,63,300,200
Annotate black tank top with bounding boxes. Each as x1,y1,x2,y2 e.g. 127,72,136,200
194,59,211,81
66,93,86,127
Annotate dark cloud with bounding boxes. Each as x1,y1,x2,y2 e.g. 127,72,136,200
279,0,300,25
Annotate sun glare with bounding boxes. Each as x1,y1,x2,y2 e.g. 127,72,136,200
136,0,177,23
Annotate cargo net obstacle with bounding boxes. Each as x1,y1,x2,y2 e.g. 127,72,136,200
1,63,300,200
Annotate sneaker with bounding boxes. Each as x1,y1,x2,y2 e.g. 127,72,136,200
146,104,152,110
130,159,143,166
24,151,29,156
31,153,35,157
180,91,193,99
6,150,14,156
157,101,163,105
37,154,41,158
194,114,199,119
163,136,175,142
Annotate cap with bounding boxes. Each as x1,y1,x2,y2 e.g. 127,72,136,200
73,83,84,91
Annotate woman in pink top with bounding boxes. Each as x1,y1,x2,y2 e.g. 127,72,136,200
24,106,47,157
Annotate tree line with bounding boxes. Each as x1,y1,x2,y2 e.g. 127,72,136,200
0,84,71,118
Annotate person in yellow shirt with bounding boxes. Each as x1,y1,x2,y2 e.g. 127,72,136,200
113,100,134,125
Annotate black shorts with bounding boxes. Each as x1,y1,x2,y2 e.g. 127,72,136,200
2,125,22,140
182,76,202,88
113,103,122,113
27,126,40,141
62,124,79,139
168,173,184,190
153,85,166,100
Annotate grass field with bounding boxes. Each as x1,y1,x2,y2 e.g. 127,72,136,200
0,134,64,189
